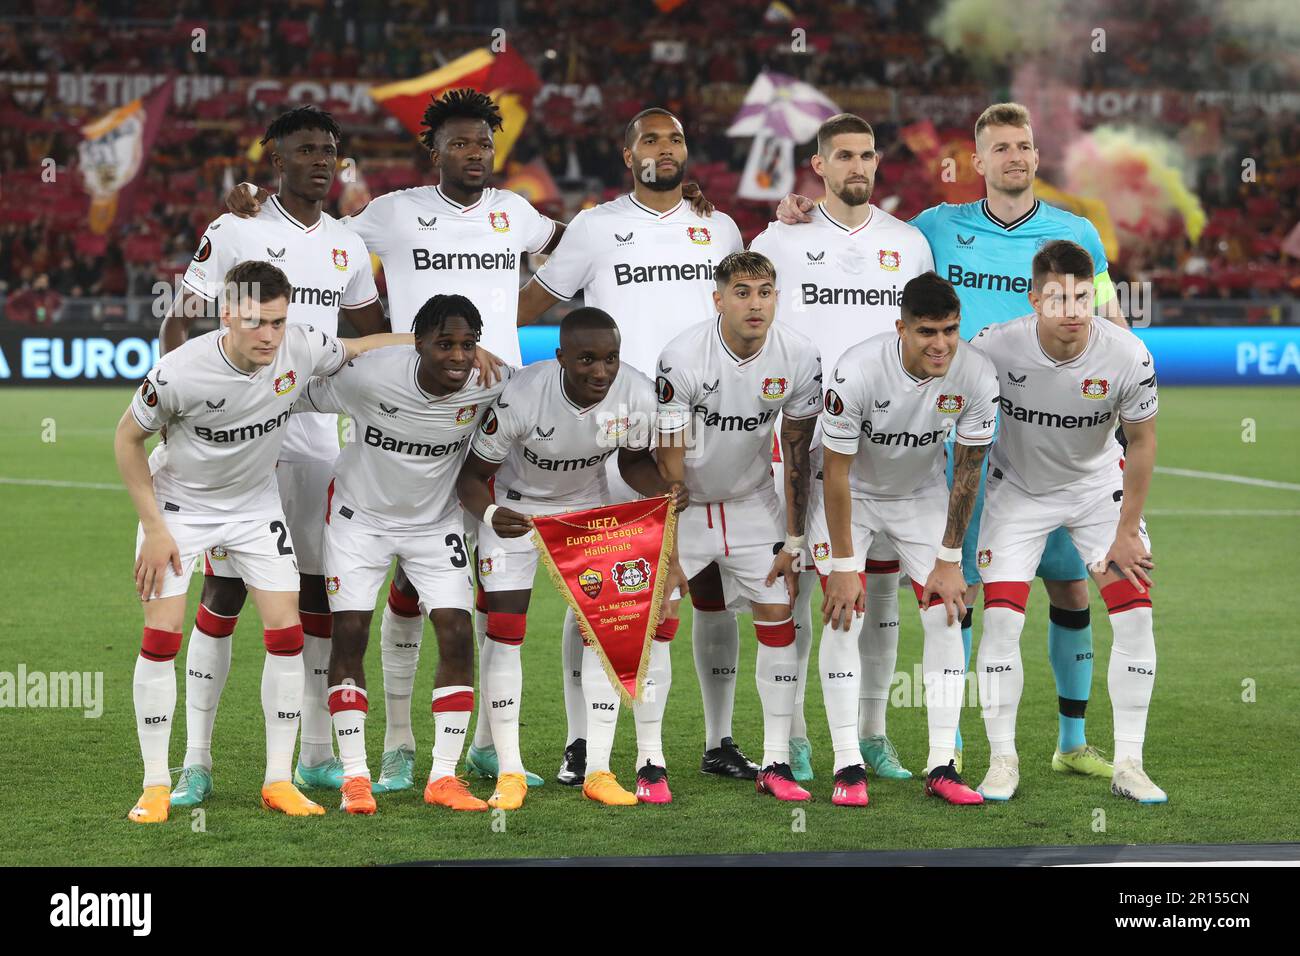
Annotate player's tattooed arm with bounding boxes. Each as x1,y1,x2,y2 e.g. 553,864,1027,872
114,409,182,599
780,415,817,535
456,451,533,537
516,278,562,327
942,442,990,548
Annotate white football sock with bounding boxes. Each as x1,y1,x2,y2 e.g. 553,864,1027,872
261,651,304,785
633,639,672,768
755,623,797,767
920,603,965,772
1108,606,1156,764
329,684,369,779
819,610,863,771
430,685,474,780
182,627,231,770
977,607,1026,758
481,638,523,774
299,633,334,766
581,644,619,774
471,610,494,750
857,571,899,739
134,654,177,788
790,572,816,738
380,603,422,753
692,608,738,749
561,607,587,744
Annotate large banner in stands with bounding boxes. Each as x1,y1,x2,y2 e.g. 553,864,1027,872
519,327,1300,385
0,327,1296,385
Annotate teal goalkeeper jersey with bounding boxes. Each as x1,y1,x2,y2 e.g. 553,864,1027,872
910,199,1112,339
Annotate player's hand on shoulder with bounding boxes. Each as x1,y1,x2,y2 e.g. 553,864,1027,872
228,182,268,218
491,506,534,538
682,181,714,217
135,528,182,600
776,193,815,224
474,346,506,386
821,570,864,632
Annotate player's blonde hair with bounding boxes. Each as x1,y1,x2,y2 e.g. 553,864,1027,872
974,102,1033,148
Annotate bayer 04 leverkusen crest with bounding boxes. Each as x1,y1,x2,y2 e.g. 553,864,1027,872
530,496,678,705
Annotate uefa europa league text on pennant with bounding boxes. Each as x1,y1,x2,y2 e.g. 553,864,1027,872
531,496,678,706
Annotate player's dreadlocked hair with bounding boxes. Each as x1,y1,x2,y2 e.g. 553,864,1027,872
413,293,484,339
419,88,504,150
260,105,342,147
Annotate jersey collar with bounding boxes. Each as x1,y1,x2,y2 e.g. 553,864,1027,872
895,338,932,388
269,195,323,234
627,193,684,219
1032,317,1096,367
557,365,601,415
980,198,1040,231
816,203,874,236
215,331,253,378
716,315,766,367
435,184,484,214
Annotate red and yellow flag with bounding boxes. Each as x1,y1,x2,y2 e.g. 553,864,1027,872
369,47,541,172
532,497,678,705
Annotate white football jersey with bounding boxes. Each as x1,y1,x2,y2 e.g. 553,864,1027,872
182,197,378,463
821,332,999,499
130,324,348,522
531,193,744,373
297,347,510,534
345,185,556,363
971,316,1158,494
471,359,657,504
658,317,822,503
749,204,935,372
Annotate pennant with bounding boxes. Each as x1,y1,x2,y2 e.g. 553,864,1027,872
531,497,677,706
369,47,541,172
78,79,172,235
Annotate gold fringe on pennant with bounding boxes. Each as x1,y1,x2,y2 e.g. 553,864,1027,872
530,495,677,709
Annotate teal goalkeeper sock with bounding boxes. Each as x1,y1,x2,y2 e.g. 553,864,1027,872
1047,606,1093,753
955,608,973,752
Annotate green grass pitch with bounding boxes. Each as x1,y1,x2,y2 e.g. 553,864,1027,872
1,385,1297,865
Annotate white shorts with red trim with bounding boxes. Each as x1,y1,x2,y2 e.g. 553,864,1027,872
807,482,947,584
205,458,331,578
476,489,603,593
139,513,299,602
678,484,790,609
976,467,1151,583
323,513,473,613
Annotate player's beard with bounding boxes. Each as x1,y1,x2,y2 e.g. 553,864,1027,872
995,166,1035,197
834,178,873,207
643,162,685,192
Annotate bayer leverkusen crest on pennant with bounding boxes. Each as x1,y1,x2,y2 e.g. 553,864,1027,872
531,496,678,705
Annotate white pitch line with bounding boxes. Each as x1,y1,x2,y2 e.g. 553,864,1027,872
1145,509,1300,517
1155,466,1300,492
0,477,124,491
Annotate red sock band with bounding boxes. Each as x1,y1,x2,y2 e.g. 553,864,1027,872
264,624,304,656
865,559,900,575
486,612,527,646
141,627,182,662
474,587,489,614
387,581,422,617
755,618,796,647
654,618,680,642
690,593,727,612
328,686,368,714
432,689,475,712
983,581,1030,614
910,580,946,608
1101,579,1153,614
194,604,237,638
300,610,332,639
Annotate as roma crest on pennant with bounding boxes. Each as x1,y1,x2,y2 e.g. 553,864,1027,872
578,567,603,599
489,211,510,233
274,370,297,396
761,377,788,401
1081,378,1109,399
687,226,711,245
936,393,964,413
878,249,901,271
612,558,652,594
455,404,478,426
331,248,348,271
